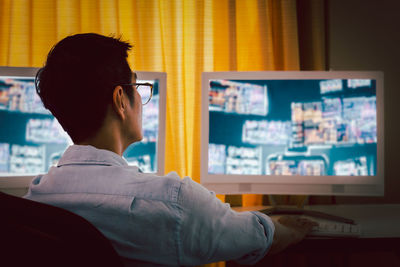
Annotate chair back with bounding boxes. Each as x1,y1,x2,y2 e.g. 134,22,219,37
0,191,123,267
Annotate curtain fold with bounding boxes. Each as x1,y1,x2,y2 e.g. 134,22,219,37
0,0,325,265
7,0,32,66
32,0,57,66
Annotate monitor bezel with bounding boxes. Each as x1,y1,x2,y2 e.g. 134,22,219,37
201,71,384,196
0,67,167,189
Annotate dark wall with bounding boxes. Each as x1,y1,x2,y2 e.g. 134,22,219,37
328,0,400,203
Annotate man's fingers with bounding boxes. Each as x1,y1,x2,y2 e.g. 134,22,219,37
297,218,318,228
278,215,318,229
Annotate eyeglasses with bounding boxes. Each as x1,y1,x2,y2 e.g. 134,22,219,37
121,83,154,105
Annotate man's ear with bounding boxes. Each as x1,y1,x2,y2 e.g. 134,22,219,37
112,86,126,120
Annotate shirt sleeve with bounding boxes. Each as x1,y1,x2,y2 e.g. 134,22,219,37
177,177,275,266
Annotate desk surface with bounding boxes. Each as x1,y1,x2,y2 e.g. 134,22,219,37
233,204,400,238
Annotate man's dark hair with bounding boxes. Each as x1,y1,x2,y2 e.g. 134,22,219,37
35,33,133,143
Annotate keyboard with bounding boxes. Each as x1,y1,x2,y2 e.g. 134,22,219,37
259,206,361,238
307,218,361,238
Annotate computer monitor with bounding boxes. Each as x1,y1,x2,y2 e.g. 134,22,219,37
0,67,166,190
201,71,384,196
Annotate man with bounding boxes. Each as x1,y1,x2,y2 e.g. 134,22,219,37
25,33,315,266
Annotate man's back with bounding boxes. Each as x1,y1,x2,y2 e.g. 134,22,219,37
25,33,315,266
25,145,274,266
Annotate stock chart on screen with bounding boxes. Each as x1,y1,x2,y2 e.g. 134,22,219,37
0,76,71,174
0,76,162,175
208,78,377,177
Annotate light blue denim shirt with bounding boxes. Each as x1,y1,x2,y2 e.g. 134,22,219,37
24,145,274,266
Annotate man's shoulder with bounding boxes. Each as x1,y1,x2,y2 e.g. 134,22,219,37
126,172,209,205
26,166,189,204
130,171,184,202
100,169,197,204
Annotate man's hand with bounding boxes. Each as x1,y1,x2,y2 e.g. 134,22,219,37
268,215,318,255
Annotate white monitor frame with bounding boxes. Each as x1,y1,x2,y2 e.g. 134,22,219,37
0,67,167,189
201,71,384,196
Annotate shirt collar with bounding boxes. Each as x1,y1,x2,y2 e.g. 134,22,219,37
57,145,129,167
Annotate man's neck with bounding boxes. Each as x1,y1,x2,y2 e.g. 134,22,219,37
77,121,125,156
77,140,124,156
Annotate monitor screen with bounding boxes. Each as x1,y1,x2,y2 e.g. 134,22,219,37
0,67,166,189
201,71,384,196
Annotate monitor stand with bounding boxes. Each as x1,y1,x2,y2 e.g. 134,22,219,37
267,195,309,208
